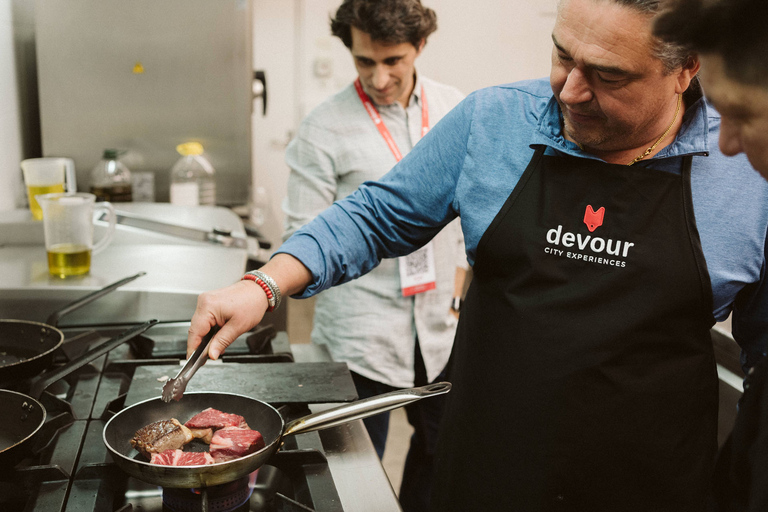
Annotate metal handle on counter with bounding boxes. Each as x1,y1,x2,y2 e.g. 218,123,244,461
46,272,147,326
283,381,452,436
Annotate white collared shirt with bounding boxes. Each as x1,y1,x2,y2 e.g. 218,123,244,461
283,74,466,387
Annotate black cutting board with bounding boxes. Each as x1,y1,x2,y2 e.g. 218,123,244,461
125,362,358,406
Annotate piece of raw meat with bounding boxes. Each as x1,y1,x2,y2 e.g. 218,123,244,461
131,419,194,459
209,427,266,462
184,408,249,430
150,449,214,466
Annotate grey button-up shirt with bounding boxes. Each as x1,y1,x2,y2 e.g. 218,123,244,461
283,74,466,387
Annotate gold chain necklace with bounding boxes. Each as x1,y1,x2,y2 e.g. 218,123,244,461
626,93,682,166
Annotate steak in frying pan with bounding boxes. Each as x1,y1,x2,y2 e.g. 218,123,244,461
209,427,266,462
150,449,215,466
130,418,195,459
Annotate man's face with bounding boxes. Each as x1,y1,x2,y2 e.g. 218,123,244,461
700,53,768,179
550,0,693,156
350,26,423,107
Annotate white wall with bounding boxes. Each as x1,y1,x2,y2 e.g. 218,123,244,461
251,0,299,246
0,0,24,211
418,0,558,93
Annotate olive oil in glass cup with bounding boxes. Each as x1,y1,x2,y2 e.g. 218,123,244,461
36,192,116,277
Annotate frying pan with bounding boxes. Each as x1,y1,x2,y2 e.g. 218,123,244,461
0,319,158,468
0,272,146,384
103,382,451,488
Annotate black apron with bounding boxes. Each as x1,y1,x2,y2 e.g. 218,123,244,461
431,147,718,512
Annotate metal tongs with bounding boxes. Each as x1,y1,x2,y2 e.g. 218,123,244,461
161,325,220,402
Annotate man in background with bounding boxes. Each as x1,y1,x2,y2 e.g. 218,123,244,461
282,1,467,510
655,0,768,177
655,1,768,509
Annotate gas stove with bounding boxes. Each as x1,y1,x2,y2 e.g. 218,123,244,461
0,322,400,512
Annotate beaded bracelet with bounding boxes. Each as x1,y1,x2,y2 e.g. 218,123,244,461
242,270,282,311
246,270,282,309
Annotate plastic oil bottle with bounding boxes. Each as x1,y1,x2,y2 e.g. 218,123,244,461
169,142,216,206
90,149,133,202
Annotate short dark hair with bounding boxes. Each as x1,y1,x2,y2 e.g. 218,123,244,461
654,0,768,87
330,0,437,49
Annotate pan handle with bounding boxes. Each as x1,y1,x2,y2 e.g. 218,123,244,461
46,272,147,327
283,381,452,437
29,319,159,400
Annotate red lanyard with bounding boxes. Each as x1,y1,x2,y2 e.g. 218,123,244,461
354,77,429,162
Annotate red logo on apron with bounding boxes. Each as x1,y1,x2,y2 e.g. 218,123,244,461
583,205,605,232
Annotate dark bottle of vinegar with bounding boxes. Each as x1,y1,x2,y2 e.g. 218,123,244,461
90,149,133,202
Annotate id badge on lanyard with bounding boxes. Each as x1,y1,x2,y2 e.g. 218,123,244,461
354,78,436,297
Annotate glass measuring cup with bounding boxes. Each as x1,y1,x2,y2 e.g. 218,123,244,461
21,158,77,220
36,193,116,277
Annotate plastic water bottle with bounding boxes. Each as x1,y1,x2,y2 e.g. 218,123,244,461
169,142,216,206
90,149,133,202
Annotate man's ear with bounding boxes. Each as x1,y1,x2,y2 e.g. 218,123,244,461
676,54,701,94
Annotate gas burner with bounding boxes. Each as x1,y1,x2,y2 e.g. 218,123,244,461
163,473,255,512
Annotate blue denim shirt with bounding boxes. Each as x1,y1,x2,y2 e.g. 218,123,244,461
278,77,768,368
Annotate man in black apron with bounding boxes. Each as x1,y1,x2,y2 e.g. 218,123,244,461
436,151,716,511
431,1,713,509
187,0,768,510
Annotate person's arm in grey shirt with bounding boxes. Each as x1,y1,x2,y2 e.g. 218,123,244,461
283,123,338,241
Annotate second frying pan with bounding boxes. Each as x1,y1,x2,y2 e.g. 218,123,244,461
0,272,146,384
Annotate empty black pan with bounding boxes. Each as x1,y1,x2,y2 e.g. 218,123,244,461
0,319,158,468
103,382,451,488
0,272,146,384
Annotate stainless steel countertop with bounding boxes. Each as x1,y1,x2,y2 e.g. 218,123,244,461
0,204,249,324
292,343,403,512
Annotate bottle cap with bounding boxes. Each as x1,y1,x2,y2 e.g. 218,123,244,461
176,142,204,156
